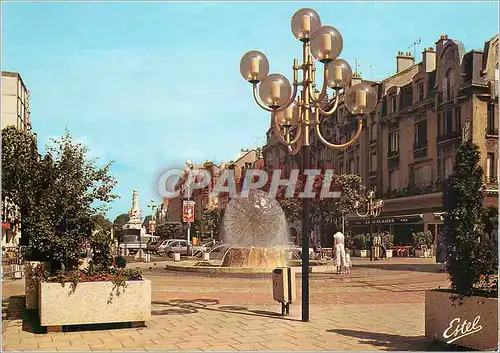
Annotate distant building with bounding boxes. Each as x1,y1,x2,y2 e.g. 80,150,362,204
2,71,31,248
1,71,31,131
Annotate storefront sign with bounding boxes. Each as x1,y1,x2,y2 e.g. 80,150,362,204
351,214,423,226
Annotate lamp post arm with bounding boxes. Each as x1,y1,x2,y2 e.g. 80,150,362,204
316,94,339,116
252,83,299,113
314,110,363,149
272,111,303,146
288,134,303,155
355,208,370,218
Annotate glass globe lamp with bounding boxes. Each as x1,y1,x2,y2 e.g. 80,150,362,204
275,100,299,128
327,59,352,89
240,50,270,83
259,74,292,109
291,8,321,42
310,26,343,63
344,82,378,115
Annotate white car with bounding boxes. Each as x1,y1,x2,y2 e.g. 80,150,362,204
164,239,208,257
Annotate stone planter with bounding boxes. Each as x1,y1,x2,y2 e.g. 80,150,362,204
39,279,151,331
24,261,42,310
425,290,498,350
385,249,393,258
415,249,432,258
354,249,370,257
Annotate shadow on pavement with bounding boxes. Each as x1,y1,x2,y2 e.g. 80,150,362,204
327,328,472,351
354,263,442,273
152,299,297,321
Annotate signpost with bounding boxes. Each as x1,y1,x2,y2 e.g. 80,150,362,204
183,200,195,256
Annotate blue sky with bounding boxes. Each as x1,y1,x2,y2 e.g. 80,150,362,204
2,1,498,221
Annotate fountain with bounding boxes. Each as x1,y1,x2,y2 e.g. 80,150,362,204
164,189,331,274
219,189,288,269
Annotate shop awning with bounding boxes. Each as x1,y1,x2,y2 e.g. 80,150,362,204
348,213,424,226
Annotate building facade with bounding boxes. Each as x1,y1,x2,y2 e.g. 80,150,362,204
340,34,498,245
261,34,498,247
1,71,32,248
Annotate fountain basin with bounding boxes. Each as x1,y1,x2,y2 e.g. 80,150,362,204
221,247,286,269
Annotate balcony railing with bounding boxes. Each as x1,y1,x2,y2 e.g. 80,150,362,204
383,180,444,199
437,130,461,143
413,140,428,151
436,88,455,105
486,127,498,136
413,147,428,159
387,149,399,158
485,176,499,185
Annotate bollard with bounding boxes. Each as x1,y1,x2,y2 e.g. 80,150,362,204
174,253,181,262
203,253,210,261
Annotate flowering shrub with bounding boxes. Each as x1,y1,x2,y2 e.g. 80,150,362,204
474,274,498,297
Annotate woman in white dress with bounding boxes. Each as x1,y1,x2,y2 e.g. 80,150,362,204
333,232,346,274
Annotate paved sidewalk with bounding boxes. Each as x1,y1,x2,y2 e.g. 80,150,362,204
2,258,456,351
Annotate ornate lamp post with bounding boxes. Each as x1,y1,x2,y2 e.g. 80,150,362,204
147,199,158,237
240,8,378,322
354,190,384,261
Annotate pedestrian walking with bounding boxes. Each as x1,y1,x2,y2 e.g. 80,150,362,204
333,231,346,274
436,231,447,271
373,232,381,260
380,232,388,259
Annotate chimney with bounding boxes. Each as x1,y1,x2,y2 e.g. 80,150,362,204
396,51,415,73
422,47,436,73
351,72,362,86
435,34,449,54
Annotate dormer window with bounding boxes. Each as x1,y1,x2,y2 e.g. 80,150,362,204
390,94,397,113
416,81,425,102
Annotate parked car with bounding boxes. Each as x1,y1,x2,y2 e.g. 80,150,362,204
164,239,208,257
146,240,164,253
157,239,180,255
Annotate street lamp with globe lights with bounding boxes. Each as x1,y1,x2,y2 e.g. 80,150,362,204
240,8,378,322
353,191,385,262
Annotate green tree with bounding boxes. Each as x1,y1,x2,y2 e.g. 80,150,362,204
142,215,152,227
113,213,130,242
443,141,497,296
4,130,118,270
1,126,40,234
203,207,225,240
92,214,113,232
312,173,366,232
275,180,303,222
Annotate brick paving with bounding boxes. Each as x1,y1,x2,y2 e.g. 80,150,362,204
2,258,460,351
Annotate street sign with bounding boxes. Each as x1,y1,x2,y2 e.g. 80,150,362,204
182,200,195,223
